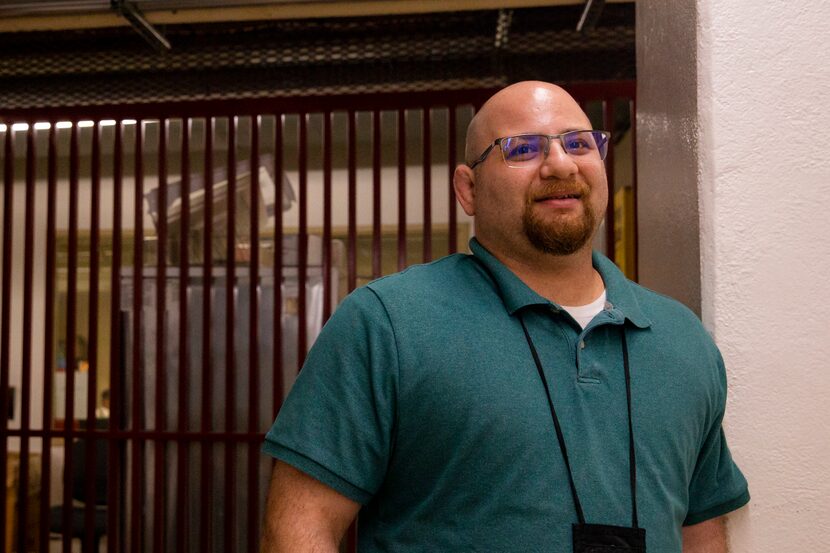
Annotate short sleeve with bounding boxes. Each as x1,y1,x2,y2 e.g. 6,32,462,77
684,353,750,525
262,286,398,505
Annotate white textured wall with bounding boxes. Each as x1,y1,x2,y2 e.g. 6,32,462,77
697,1,830,550
639,0,830,550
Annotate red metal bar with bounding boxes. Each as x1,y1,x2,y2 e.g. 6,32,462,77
397,109,407,271
5,427,272,441
629,98,639,282
153,118,169,553
224,116,238,553
603,99,616,261
347,111,357,292
422,109,432,263
371,110,381,279
176,117,191,553
130,119,145,553
322,112,333,322
0,123,11,553
0,126,9,553
0,85,637,139
62,120,80,553
448,106,457,254
107,120,124,553
39,123,58,553
248,115,261,548
16,125,36,553
84,120,102,553
297,114,308,369
0,88,516,122
200,117,215,553
347,115,357,553
272,114,284,415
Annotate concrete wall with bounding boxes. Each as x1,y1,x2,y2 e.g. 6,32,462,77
638,0,830,550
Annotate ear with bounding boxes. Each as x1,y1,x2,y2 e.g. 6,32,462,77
453,164,476,217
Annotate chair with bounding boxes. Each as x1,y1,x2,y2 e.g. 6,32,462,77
48,438,108,552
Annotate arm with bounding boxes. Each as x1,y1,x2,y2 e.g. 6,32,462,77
682,515,728,553
259,460,361,553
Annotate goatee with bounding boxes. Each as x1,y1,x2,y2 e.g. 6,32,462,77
522,181,597,256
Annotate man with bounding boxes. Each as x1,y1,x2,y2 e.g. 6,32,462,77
260,81,749,552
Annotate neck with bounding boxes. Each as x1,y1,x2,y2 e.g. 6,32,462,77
477,236,604,306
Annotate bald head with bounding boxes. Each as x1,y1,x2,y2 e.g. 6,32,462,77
464,81,589,166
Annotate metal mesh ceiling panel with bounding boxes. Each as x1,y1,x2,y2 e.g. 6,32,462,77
0,4,634,110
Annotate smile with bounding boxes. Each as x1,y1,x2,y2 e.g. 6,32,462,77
535,193,582,201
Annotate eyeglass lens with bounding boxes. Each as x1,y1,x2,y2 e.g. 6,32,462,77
500,131,608,166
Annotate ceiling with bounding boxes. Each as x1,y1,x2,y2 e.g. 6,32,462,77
0,2,635,112
0,0,633,32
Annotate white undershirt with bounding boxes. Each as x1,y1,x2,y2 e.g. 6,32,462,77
560,289,607,329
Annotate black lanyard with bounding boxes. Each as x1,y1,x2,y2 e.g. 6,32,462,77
518,313,639,529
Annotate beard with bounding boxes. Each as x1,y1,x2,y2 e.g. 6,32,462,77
522,180,598,256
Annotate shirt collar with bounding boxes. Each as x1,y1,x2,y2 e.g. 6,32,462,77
469,237,652,328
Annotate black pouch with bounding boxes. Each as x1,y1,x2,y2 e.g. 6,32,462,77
573,523,646,553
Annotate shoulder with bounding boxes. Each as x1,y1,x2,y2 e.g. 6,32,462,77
629,280,710,332
621,283,730,421
633,282,707,330
626,281,724,368
365,253,485,305
594,251,713,349
321,253,485,340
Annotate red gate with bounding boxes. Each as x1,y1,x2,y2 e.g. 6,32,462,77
0,82,635,553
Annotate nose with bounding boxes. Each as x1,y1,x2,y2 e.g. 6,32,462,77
539,140,578,179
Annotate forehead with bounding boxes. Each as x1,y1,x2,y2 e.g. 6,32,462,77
486,87,591,137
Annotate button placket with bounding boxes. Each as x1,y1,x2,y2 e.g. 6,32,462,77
576,324,612,383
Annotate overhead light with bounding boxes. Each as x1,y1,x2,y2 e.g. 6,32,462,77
0,120,128,132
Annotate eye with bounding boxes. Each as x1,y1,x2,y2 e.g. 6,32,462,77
564,133,595,154
502,136,542,162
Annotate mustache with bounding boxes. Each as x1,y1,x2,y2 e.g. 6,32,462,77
526,179,591,202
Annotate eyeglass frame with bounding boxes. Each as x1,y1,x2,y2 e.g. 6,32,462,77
467,130,611,170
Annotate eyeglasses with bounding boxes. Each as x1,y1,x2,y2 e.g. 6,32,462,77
468,130,610,169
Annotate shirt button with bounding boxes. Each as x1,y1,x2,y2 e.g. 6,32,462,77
579,340,586,349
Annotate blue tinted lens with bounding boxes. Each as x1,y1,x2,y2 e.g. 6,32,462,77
562,131,609,160
501,135,545,163
562,131,596,155
592,131,609,159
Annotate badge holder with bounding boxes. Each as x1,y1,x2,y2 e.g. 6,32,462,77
519,316,646,553
573,524,645,552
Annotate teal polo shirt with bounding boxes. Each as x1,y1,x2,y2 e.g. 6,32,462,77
263,238,749,552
